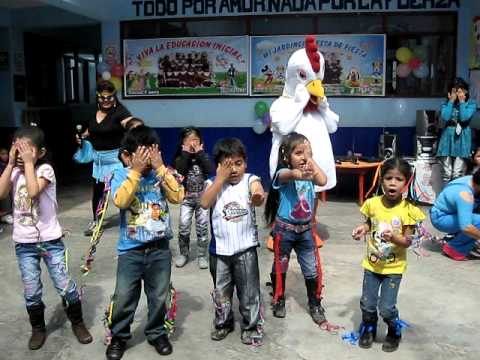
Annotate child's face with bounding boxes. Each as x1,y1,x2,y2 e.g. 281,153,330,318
473,149,480,166
0,149,8,163
381,168,407,202
223,155,246,184
289,141,312,170
183,133,201,150
14,137,43,168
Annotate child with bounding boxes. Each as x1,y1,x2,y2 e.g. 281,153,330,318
174,127,214,269
200,138,265,345
352,158,425,352
106,126,184,359
0,146,13,225
264,133,328,325
436,77,477,185
0,127,92,350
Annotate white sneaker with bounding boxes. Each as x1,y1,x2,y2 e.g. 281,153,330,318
198,257,209,269
0,214,13,225
175,254,188,268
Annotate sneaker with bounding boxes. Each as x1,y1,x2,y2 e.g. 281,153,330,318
271,298,286,318
106,337,126,360
309,304,326,325
83,221,97,237
198,256,208,269
175,254,188,268
241,329,264,346
211,326,234,341
0,214,13,224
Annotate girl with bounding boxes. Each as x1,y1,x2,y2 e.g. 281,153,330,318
174,127,214,269
351,158,425,352
0,127,92,350
436,77,477,185
264,133,328,326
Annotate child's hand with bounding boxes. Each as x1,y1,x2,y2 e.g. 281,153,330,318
352,224,368,240
192,143,204,153
149,144,164,170
131,146,149,173
250,192,265,206
448,88,457,103
458,91,467,103
16,140,34,165
8,143,17,166
381,229,393,242
216,158,233,182
182,144,193,153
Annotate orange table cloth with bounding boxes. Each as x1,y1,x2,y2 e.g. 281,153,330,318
321,161,382,205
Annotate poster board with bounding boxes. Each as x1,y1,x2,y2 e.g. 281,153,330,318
250,34,386,96
123,36,249,97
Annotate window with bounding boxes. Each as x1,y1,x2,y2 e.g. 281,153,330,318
120,12,457,98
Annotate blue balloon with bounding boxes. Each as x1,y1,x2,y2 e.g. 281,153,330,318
252,119,267,134
97,62,111,74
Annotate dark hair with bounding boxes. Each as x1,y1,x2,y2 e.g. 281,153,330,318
447,77,470,103
13,126,49,166
173,126,204,162
264,132,310,225
96,80,116,94
120,125,160,155
380,157,414,201
473,168,480,186
125,117,144,131
212,137,246,165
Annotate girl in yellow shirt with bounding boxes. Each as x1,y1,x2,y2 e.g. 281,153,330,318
352,158,425,352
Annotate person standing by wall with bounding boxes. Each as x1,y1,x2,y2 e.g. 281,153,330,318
436,77,477,185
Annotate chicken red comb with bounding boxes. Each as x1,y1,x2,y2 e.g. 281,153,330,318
305,35,320,73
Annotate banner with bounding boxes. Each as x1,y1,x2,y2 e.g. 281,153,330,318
123,36,249,96
250,34,386,96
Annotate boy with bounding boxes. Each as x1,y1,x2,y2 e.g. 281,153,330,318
200,138,266,345
106,126,184,359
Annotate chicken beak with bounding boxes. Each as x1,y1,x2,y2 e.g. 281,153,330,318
306,79,324,98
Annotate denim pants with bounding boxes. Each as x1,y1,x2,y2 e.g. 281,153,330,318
271,224,317,279
430,207,480,256
178,195,209,257
109,245,172,342
360,270,402,322
15,238,79,308
209,247,262,331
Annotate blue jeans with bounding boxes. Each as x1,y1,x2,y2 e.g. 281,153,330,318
15,239,79,308
109,245,172,342
430,207,480,256
271,223,317,279
360,270,402,322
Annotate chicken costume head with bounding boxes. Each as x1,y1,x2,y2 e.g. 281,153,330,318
269,35,339,192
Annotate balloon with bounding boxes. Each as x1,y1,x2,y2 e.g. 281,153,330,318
111,63,124,77
252,119,268,134
262,112,271,126
97,61,110,74
396,63,411,78
413,63,429,78
408,58,422,70
110,76,123,91
254,101,268,118
412,46,428,61
101,71,111,80
395,47,413,64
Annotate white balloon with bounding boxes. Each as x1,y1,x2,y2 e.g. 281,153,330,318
252,119,267,134
102,71,112,80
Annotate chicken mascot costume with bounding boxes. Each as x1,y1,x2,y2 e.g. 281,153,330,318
269,35,339,246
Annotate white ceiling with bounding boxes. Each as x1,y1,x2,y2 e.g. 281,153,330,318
0,0,45,9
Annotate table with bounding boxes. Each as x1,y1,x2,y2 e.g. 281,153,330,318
321,161,383,205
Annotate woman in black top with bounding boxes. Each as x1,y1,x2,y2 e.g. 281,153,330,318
77,80,133,236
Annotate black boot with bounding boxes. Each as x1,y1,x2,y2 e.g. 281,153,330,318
270,273,286,318
382,319,401,352
64,301,93,344
149,334,173,355
27,304,47,350
106,337,127,360
358,312,377,349
305,278,326,325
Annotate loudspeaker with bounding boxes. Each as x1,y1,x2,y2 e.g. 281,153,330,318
416,110,439,136
379,133,397,160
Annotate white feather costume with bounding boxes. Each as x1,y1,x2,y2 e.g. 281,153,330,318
269,37,339,192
